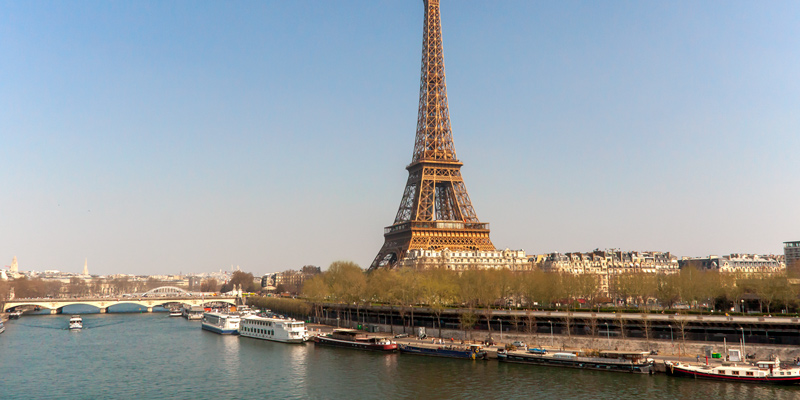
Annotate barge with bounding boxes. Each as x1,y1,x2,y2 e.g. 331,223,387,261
498,349,654,374
665,359,800,385
314,329,397,352
399,343,487,360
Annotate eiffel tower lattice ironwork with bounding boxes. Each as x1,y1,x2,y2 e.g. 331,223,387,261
370,0,494,270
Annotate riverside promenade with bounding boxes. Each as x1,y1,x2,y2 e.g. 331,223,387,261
307,319,800,373
316,304,800,352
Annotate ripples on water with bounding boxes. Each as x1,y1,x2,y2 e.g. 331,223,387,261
2,310,800,400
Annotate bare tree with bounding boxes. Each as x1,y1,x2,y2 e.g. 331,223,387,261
641,314,652,350
616,315,627,340
675,315,690,360
460,309,478,341
589,316,599,348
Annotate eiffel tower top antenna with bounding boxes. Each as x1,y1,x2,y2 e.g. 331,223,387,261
413,0,457,164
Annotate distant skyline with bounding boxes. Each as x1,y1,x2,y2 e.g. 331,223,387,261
2,1,798,276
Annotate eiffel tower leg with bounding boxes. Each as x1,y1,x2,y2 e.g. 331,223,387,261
369,237,409,271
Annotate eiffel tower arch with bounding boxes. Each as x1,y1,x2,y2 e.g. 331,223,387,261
370,0,494,270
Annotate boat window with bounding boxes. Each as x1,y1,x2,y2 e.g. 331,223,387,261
746,372,754,376
732,371,739,375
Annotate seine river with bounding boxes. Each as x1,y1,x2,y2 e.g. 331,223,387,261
2,307,800,399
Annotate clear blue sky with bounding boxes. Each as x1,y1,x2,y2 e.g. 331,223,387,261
2,1,798,276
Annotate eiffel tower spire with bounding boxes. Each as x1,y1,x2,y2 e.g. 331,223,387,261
370,0,494,270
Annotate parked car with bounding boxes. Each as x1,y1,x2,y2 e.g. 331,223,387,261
512,341,526,348
394,333,409,338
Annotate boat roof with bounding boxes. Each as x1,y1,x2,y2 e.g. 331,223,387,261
244,314,300,322
599,350,650,356
204,311,239,317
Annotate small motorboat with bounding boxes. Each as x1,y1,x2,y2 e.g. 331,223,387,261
69,315,83,331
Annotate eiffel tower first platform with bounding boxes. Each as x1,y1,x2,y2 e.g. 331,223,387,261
370,0,494,270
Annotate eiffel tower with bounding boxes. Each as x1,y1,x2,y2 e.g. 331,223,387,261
370,0,494,270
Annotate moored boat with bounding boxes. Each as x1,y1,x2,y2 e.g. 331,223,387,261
183,306,204,320
236,305,256,317
69,315,83,331
665,359,800,385
0,320,5,334
314,329,397,352
399,343,487,360
498,349,654,374
9,310,23,319
239,315,308,343
201,312,240,334
168,307,182,317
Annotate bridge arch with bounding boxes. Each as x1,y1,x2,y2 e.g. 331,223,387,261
143,286,190,296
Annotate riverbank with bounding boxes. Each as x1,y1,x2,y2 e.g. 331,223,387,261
317,320,800,364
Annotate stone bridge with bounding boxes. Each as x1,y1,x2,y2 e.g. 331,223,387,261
3,295,238,314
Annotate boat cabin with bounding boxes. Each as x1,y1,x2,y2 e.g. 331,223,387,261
330,329,368,341
468,344,483,353
599,351,651,362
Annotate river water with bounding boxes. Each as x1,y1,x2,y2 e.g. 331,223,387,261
2,307,800,400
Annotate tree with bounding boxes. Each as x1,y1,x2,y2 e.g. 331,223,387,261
325,261,366,326
459,309,478,340
230,271,258,293
12,277,50,298
0,280,12,308
90,278,106,296
145,277,165,291
756,274,793,314
616,273,656,308
575,274,600,307
300,274,329,322
366,268,398,333
67,277,89,297
656,274,681,309
393,268,422,333
641,314,652,349
420,268,458,338
110,277,133,295
200,278,219,292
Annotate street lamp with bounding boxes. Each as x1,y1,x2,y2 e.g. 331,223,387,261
739,327,745,356
548,320,554,347
497,318,503,342
669,325,674,354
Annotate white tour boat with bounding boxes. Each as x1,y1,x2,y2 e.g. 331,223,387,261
239,315,308,343
69,315,83,331
201,312,241,335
